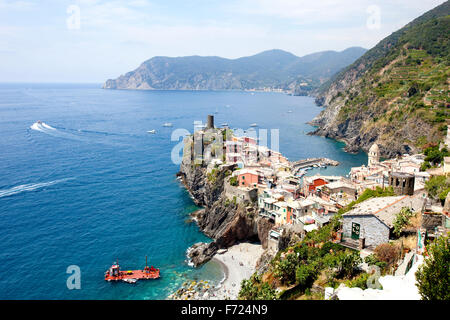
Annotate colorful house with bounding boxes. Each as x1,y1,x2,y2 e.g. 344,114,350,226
236,169,260,188
303,177,328,196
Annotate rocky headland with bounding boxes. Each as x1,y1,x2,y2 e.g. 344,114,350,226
177,159,274,267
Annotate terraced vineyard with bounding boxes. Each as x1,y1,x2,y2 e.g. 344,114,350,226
312,3,450,157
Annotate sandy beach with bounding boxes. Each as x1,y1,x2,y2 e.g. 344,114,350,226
209,242,264,300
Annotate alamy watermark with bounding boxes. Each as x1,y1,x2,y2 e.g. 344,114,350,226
66,5,81,30
66,265,81,290
366,5,381,30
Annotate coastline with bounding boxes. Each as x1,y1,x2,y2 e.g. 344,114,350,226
208,242,264,300
169,242,264,300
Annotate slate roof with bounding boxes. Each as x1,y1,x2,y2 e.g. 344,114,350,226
343,195,425,228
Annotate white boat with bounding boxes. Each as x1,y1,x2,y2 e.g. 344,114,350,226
250,123,258,127
122,278,137,284
147,130,156,134
287,110,293,113
221,123,228,127
162,123,173,127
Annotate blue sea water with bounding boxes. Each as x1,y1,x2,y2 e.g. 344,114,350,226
0,83,366,299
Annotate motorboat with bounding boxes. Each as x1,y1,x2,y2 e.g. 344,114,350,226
147,130,156,134
162,123,173,127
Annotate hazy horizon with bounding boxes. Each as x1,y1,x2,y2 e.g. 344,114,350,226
0,0,446,83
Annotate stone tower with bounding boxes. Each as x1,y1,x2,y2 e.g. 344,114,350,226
388,172,415,196
206,115,214,129
368,143,380,167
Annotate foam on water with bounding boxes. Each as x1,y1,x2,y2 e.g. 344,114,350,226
29,121,129,145
0,178,73,198
30,121,56,132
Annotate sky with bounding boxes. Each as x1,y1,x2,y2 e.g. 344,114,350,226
0,0,446,83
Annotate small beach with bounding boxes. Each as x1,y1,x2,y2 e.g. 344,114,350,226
209,242,264,300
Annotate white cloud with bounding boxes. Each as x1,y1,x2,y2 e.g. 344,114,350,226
0,0,35,10
0,0,447,82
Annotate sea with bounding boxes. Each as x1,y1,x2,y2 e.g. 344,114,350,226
0,83,367,299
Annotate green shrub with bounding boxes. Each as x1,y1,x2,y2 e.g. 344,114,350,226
295,263,318,288
345,272,370,289
425,175,450,204
229,176,238,186
393,207,415,237
415,235,450,300
274,253,299,285
239,273,277,300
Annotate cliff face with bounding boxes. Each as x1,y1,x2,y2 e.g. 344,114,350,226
178,159,273,266
310,2,449,158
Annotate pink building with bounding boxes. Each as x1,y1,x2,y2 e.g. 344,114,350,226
236,169,260,187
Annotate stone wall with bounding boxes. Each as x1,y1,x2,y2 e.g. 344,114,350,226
224,180,258,204
422,213,444,232
343,215,390,247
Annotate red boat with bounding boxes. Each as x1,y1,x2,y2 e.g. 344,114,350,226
104,256,160,283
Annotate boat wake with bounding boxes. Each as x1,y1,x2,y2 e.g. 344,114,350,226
0,178,74,199
29,121,131,146
30,121,57,132
30,121,84,142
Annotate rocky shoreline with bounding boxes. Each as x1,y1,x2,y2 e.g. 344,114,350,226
169,242,264,300
176,158,273,266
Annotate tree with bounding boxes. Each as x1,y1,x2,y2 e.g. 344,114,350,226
274,253,299,285
239,274,277,300
393,207,415,237
415,235,450,300
295,263,318,288
425,176,450,205
424,146,449,165
334,250,362,279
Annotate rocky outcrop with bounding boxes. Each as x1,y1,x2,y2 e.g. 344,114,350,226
187,242,219,267
180,159,263,266
256,217,275,249
255,250,276,275
277,224,305,252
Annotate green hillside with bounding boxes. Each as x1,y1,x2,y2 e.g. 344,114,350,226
103,47,366,94
312,1,450,157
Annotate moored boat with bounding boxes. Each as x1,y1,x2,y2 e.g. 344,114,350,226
104,256,160,283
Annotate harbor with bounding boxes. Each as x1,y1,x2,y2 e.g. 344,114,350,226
291,157,340,176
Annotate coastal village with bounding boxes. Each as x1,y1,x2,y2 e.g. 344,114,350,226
171,115,450,300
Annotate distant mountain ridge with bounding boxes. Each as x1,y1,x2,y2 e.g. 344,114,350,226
311,1,450,157
103,47,366,94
